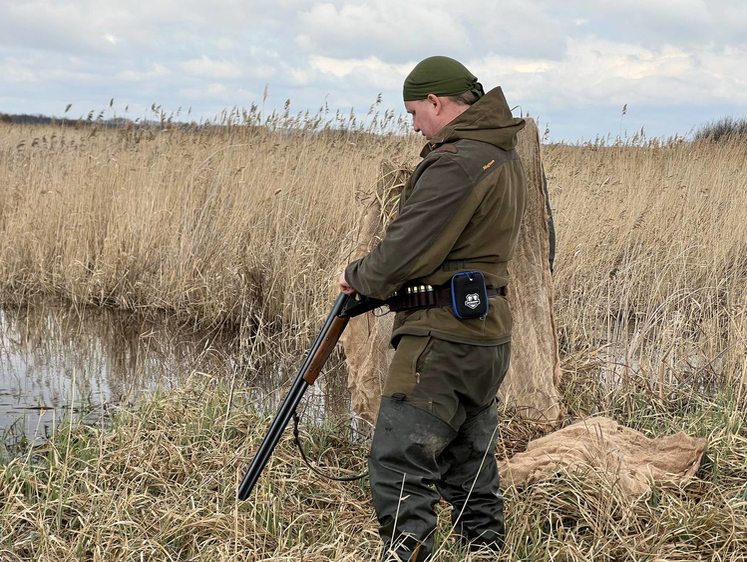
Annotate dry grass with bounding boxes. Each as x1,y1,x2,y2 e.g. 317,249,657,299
1,371,746,561
548,136,747,399
1,114,747,560
0,112,418,364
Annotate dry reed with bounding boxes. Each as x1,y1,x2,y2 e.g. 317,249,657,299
1,114,747,560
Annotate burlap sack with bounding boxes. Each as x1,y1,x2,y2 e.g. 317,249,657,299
340,162,402,427
499,416,708,496
342,119,562,425
503,119,563,423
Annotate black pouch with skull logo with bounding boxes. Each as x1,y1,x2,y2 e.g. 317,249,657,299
450,271,489,319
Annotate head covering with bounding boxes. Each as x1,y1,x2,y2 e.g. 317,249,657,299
403,56,485,102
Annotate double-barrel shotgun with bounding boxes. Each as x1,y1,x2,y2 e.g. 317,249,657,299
237,292,384,500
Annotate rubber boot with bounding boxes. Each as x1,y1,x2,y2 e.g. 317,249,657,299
436,399,504,551
369,395,458,562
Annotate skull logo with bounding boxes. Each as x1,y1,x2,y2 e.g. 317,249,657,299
465,293,480,310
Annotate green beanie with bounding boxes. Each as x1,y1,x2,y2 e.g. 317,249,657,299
403,56,485,102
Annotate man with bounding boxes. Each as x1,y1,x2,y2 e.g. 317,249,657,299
339,56,526,561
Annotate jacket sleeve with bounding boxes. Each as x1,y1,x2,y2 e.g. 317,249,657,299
345,154,481,299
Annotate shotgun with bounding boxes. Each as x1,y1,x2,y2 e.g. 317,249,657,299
237,292,384,500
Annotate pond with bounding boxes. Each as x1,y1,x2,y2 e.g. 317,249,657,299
0,305,235,457
0,304,351,458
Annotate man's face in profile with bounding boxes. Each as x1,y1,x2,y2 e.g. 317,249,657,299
404,98,441,141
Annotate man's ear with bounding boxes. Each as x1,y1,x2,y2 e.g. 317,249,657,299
427,93,442,114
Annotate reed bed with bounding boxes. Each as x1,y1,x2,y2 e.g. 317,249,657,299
0,112,418,368
548,136,747,398
1,113,747,560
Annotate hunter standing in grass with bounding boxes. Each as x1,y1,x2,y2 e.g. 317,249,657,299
339,56,526,561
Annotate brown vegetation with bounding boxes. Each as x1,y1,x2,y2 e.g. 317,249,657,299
1,115,747,560
0,114,417,376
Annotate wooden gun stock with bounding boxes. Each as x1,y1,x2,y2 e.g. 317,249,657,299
303,315,350,384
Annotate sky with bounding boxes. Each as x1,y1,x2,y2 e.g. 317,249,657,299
1,0,746,141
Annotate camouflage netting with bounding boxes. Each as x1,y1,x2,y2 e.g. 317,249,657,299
499,417,709,496
339,161,401,428
341,118,562,426
506,119,563,423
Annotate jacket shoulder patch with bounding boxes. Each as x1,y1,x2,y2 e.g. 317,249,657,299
433,143,458,154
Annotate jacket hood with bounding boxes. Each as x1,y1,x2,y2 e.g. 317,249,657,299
422,87,525,157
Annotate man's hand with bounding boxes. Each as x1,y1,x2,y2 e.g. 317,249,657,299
339,271,357,295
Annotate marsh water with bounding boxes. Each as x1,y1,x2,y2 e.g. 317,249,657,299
1,302,722,460
0,306,219,456
0,304,351,458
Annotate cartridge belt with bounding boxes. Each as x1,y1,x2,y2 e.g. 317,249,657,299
387,283,506,312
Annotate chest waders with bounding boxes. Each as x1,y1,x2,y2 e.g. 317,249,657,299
369,338,508,561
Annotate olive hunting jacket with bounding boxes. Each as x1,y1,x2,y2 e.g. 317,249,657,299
345,87,527,346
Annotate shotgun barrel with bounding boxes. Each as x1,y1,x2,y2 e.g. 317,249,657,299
237,292,384,500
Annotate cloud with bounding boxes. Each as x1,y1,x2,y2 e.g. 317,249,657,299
179,56,243,79
0,0,746,139
215,37,240,51
288,67,314,87
545,0,747,49
296,2,471,62
296,0,569,63
309,55,411,89
475,37,747,116
178,82,228,100
117,64,170,82
0,1,120,55
0,0,297,56
0,56,37,83
248,65,277,80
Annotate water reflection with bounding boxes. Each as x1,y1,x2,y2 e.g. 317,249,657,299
0,305,227,457
0,304,354,458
